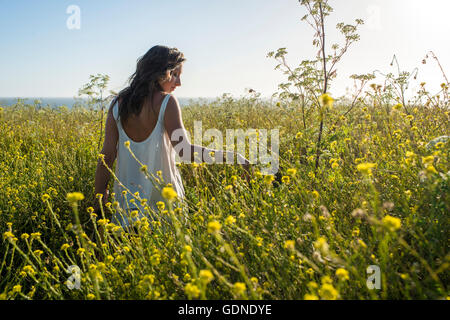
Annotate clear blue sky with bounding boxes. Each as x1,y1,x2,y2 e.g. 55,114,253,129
0,0,448,98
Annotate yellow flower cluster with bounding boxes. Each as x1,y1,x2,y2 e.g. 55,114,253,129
314,237,329,255
162,186,177,201
356,163,376,175
66,192,84,203
319,283,338,300
382,215,401,232
232,282,246,296
225,215,236,225
184,283,200,299
284,240,295,250
319,93,334,109
335,268,349,281
207,221,222,234
287,168,297,176
199,269,214,284
263,175,275,185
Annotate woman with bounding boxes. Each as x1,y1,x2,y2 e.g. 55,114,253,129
93,45,251,229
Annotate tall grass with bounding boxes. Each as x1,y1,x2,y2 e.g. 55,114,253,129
0,93,448,299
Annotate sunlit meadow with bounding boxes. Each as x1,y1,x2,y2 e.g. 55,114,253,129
0,86,448,299
0,0,449,301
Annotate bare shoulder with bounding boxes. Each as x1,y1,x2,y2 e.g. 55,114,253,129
164,94,182,118
164,94,184,135
166,94,180,110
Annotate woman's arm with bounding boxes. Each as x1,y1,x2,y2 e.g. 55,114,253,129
94,102,118,210
164,96,251,170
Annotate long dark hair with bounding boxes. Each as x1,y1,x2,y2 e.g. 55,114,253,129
112,45,185,123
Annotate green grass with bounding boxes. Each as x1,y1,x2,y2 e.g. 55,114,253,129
0,96,448,300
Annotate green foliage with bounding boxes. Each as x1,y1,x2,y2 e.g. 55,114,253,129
0,0,448,301
0,93,449,299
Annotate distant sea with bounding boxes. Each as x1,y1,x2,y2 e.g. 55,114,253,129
0,97,215,109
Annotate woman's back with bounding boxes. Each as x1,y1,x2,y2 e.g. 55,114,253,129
119,92,166,143
111,93,185,228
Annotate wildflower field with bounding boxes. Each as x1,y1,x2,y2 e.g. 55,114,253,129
1,0,449,301
0,90,448,300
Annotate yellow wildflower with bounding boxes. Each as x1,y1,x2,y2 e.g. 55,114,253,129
30,232,41,240
156,201,165,210
314,237,329,255
435,141,444,149
184,283,200,299
12,285,22,293
425,165,438,175
382,215,401,232
264,175,275,185
281,176,290,184
97,219,109,226
284,240,295,250
207,221,221,234
336,268,350,281
307,281,318,290
130,210,139,218
319,283,338,300
304,293,319,300
232,282,246,296
319,93,334,109
422,155,434,166
22,265,35,275
287,168,297,176
225,215,236,225
393,103,403,111
321,275,333,284
356,163,376,175
33,250,43,257
66,192,85,203
162,186,177,201
199,270,214,284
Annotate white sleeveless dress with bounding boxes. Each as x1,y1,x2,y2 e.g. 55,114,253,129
111,93,186,228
